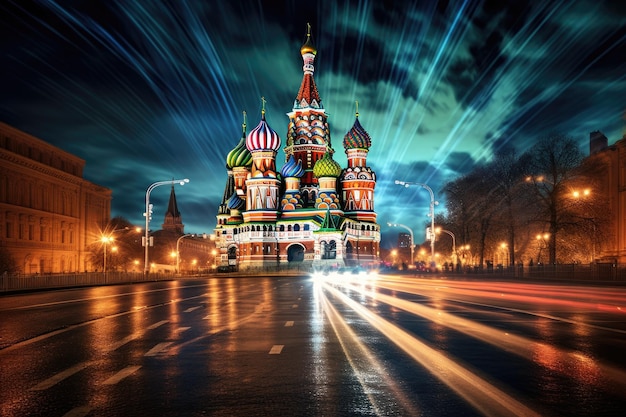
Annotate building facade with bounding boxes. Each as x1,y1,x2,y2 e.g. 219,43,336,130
588,130,626,263
214,27,380,271
0,122,112,273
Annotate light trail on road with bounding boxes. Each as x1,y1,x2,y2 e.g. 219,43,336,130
315,276,544,417
314,273,626,416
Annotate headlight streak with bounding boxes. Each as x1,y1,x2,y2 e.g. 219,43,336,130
314,279,421,417
358,278,626,392
318,278,542,417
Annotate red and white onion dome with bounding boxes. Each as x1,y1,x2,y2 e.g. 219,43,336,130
246,112,281,152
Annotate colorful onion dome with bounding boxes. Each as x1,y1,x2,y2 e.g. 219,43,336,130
281,154,305,178
313,151,342,178
343,116,371,150
246,110,281,152
226,193,245,211
300,23,317,56
226,137,252,169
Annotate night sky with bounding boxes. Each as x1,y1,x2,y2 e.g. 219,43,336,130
1,1,625,246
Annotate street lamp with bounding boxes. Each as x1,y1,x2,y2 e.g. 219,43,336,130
176,233,194,274
101,236,114,275
435,227,456,269
144,178,189,274
387,222,414,265
395,180,438,270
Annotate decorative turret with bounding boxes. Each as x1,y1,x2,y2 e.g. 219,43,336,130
228,111,252,196
280,155,305,211
243,98,281,221
314,151,341,210
284,24,330,206
340,102,377,221
246,98,281,178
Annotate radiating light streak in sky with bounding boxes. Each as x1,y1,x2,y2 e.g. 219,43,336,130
3,1,624,233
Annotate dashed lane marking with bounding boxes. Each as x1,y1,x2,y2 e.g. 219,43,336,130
62,406,92,417
184,306,201,312
269,345,284,354
30,361,93,391
292,304,298,308
285,321,294,327
101,365,141,385
175,327,191,333
147,320,169,330
145,342,174,356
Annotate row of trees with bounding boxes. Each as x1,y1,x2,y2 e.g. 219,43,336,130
435,134,609,267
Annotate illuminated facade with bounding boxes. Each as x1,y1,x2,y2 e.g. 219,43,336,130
0,122,112,273
588,130,626,263
214,26,380,271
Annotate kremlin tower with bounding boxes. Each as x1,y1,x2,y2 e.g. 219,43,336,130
214,25,380,271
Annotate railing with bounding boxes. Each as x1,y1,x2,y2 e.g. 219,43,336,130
436,262,626,282
0,272,177,294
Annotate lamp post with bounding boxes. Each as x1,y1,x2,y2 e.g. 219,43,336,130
387,222,414,265
144,179,189,274
395,180,438,270
435,227,456,269
176,233,194,274
101,236,113,275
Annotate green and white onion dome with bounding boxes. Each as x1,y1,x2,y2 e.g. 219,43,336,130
226,137,252,169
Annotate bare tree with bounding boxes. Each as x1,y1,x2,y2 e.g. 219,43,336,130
524,134,586,264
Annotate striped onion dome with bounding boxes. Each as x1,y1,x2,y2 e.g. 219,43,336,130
343,117,371,150
246,111,281,152
313,151,342,178
226,193,245,211
280,155,305,178
226,137,252,169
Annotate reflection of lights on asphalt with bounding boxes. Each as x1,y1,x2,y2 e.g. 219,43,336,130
314,275,626,415
318,279,542,417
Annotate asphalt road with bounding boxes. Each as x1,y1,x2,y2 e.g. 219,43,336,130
1,273,625,416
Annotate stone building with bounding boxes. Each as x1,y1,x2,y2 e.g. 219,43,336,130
213,26,380,271
587,129,626,263
0,122,111,273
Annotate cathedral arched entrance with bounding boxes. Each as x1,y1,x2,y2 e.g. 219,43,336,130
287,244,305,263
227,246,237,271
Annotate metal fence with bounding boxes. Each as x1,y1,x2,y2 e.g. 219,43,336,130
441,263,626,282
0,272,176,294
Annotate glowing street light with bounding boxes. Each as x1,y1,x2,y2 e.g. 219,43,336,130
387,222,414,265
144,178,189,274
395,180,438,270
101,235,114,275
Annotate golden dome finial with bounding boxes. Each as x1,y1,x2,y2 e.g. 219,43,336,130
355,100,359,118
300,23,317,55
242,110,247,135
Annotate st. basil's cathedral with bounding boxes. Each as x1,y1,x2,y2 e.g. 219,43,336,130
213,26,380,271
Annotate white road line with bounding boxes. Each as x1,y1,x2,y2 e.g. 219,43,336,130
269,345,284,354
147,320,169,330
101,365,141,385
175,327,190,333
108,333,139,352
292,304,298,308
285,321,294,327
62,406,92,417
144,342,174,356
183,306,201,312
30,361,92,391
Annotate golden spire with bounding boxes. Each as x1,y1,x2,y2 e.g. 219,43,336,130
241,110,247,135
355,100,359,118
261,97,266,118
